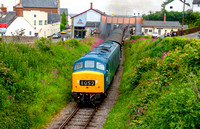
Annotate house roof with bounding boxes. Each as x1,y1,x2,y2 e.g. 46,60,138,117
60,8,68,16
71,8,106,18
85,22,100,27
166,0,190,6
22,0,57,8
193,0,200,4
48,13,60,24
0,12,17,27
143,20,181,28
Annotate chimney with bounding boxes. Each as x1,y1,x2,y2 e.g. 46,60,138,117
164,13,166,22
16,0,23,17
90,2,93,9
57,0,60,14
1,4,7,16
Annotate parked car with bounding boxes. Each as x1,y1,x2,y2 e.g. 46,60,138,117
61,31,66,34
152,32,158,38
52,33,61,39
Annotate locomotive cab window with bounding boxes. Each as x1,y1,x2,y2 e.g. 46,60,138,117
75,62,83,70
96,62,105,71
85,60,95,68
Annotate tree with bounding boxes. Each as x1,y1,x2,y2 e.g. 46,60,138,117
60,24,65,31
161,0,173,9
61,12,67,26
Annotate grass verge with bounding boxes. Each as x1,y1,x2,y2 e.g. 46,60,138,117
103,37,200,128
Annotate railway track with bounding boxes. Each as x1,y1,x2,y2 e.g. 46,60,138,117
59,105,97,129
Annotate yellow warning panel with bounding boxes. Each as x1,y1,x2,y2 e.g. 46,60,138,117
72,71,104,93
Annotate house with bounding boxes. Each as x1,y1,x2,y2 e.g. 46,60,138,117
0,12,35,36
13,0,60,14
12,0,61,38
165,0,191,12
193,0,200,12
142,20,182,36
23,10,60,37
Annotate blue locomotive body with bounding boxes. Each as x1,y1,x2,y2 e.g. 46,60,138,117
72,41,121,104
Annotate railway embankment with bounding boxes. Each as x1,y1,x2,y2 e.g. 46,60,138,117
104,37,200,128
0,37,103,128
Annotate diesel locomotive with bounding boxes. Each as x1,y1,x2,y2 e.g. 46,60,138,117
72,26,127,105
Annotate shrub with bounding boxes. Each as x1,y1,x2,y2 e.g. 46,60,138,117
104,37,200,129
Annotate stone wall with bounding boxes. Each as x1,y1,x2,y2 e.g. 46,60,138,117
1,36,38,43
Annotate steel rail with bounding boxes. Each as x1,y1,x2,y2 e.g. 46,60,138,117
59,105,79,129
83,107,97,129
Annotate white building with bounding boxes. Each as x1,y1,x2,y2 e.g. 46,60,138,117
23,10,60,38
165,0,191,12
193,0,200,12
0,12,35,36
142,20,182,36
71,3,107,38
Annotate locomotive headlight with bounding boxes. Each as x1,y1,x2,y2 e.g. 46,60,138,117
77,80,79,83
96,80,98,83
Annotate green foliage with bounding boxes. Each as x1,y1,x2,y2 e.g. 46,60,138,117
60,24,65,31
0,38,91,128
161,0,173,8
130,35,142,40
62,12,67,25
0,37,2,42
130,35,152,40
103,37,200,128
142,10,200,28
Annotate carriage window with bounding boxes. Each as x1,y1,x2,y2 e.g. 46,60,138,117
96,62,105,71
85,60,95,68
75,62,83,70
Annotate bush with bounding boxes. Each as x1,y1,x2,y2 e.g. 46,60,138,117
104,37,200,129
0,38,91,128
130,35,142,40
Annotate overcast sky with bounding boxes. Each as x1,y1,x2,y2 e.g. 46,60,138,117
0,0,194,15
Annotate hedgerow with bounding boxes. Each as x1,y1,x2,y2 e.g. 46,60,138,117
104,37,200,128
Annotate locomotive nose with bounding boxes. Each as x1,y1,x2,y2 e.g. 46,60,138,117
72,71,104,93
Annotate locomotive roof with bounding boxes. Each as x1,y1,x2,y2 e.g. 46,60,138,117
76,41,120,64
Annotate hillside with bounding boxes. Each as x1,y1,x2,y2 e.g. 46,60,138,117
104,37,200,128
0,37,103,128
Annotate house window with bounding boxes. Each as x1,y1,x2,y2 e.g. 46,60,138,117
45,20,47,25
34,20,36,25
198,4,200,7
149,29,152,32
29,31,32,36
39,20,42,25
170,6,173,9
145,29,148,33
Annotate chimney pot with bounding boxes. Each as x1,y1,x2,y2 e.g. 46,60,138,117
90,2,93,9
164,13,166,22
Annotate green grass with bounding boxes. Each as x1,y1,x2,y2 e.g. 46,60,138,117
0,37,100,128
103,37,200,128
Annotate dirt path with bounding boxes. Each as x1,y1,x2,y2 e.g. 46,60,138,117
45,46,124,129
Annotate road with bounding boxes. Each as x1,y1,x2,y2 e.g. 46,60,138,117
52,33,71,42
181,32,199,39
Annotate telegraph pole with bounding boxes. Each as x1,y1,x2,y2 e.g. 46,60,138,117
182,0,186,35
